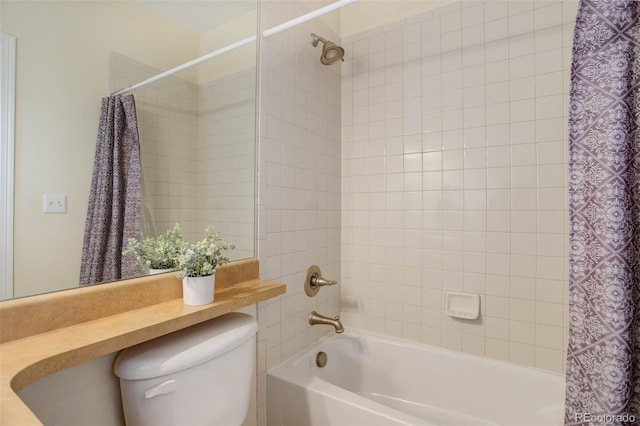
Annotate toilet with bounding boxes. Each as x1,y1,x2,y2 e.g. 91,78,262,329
114,313,257,426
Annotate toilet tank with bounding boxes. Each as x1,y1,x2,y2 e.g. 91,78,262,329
114,313,257,426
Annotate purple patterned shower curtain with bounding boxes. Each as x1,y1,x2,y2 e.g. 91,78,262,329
79,94,141,286
567,0,640,424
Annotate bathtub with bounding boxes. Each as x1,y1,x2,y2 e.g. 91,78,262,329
267,331,565,425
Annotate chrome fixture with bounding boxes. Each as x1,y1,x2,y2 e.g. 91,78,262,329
309,311,344,334
305,265,338,297
310,33,345,65
316,351,328,368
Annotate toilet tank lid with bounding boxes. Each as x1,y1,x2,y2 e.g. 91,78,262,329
114,313,257,380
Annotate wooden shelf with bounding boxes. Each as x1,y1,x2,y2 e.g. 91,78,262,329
0,260,285,425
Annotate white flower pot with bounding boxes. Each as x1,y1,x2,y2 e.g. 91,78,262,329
149,268,174,275
182,275,215,306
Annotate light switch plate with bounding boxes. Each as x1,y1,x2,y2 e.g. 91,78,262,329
43,194,67,214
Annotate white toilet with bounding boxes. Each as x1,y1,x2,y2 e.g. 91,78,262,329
114,313,257,426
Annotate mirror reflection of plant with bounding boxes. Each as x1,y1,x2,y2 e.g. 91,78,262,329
177,226,235,279
123,224,188,270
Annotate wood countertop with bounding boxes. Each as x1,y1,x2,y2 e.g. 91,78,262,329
0,259,285,425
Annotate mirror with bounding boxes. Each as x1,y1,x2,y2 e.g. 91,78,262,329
1,0,258,298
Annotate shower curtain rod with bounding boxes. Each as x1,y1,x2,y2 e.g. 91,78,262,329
262,0,357,38
111,0,358,96
111,36,256,96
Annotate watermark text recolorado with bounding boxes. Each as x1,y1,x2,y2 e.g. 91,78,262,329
575,413,636,423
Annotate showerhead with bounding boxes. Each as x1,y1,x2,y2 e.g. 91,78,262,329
310,33,344,65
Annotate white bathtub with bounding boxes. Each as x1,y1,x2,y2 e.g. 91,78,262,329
267,331,565,426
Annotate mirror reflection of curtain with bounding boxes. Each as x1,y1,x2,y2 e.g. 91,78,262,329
79,94,141,286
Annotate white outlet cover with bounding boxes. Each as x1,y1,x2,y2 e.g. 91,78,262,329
43,194,67,214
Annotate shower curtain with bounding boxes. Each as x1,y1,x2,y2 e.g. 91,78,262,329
566,0,640,423
79,94,141,286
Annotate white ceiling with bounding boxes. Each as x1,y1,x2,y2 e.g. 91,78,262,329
138,0,256,34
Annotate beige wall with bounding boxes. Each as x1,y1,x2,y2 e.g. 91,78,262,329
18,354,124,426
199,10,258,85
302,0,341,36
2,1,200,297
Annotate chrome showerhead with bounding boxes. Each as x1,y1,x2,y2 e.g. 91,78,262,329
310,33,344,65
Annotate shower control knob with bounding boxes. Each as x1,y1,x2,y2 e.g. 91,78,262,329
311,275,337,288
305,265,338,297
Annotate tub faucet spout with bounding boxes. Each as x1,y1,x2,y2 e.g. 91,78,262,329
309,311,344,333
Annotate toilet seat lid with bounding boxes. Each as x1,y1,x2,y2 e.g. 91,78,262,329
114,313,257,380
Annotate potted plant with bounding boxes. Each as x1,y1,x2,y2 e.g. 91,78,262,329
177,226,234,305
123,224,188,275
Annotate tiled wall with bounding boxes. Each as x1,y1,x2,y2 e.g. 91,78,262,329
110,53,200,242
111,54,256,254
256,1,342,424
198,68,256,260
341,0,577,373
